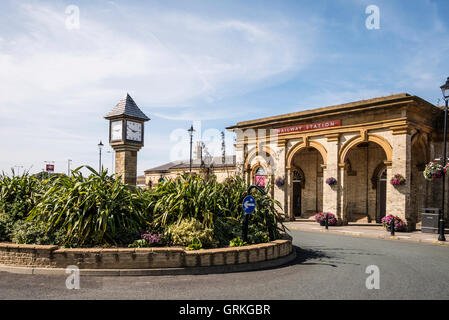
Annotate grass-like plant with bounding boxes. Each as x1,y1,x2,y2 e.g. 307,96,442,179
28,166,148,246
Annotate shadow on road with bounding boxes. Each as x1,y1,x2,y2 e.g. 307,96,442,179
286,245,338,268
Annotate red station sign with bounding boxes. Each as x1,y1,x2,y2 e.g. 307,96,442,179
274,120,342,135
46,164,55,172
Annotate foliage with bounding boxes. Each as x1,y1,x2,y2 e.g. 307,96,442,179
212,217,241,247
168,218,214,248
229,236,247,247
145,173,287,245
0,170,44,222
1,168,286,248
381,215,407,231
11,219,65,245
28,166,148,246
314,212,337,226
186,238,203,250
128,239,150,248
247,225,270,244
0,213,15,242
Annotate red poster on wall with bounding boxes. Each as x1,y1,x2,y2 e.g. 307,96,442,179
255,175,266,187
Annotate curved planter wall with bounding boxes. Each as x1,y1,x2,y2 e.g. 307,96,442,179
0,240,293,275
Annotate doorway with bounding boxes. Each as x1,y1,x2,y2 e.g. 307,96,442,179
292,169,304,217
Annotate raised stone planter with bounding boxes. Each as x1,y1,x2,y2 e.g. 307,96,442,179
0,240,294,276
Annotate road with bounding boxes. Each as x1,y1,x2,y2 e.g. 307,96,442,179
1,230,449,300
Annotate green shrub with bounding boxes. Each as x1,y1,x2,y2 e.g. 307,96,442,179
0,213,15,242
168,218,214,248
128,239,149,248
28,166,149,246
0,171,44,221
213,216,241,247
229,236,247,247
247,225,270,244
186,238,203,250
11,219,65,245
145,173,287,246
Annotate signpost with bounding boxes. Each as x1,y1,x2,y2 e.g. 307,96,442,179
242,185,265,243
45,163,54,179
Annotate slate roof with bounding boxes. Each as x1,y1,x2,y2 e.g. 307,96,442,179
145,155,236,173
104,93,150,121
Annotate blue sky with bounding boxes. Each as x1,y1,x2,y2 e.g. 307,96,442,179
0,0,448,175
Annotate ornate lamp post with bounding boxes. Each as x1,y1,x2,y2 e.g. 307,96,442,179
188,125,195,173
98,141,104,173
439,77,449,242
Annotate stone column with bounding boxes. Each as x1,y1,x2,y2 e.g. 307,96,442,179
386,131,412,226
274,143,287,216
286,167,293,220
114,146,139,185
338,164,347,225
323,134,340,221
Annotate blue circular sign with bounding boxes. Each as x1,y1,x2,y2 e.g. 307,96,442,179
242,195,256,215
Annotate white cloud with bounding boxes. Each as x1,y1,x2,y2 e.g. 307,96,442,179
0,2,311,173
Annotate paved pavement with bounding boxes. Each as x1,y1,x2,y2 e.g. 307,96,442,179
1,229,449,300
285,220,449,246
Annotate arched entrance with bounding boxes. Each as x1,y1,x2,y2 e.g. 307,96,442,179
342,141,387,223
289,146,325,219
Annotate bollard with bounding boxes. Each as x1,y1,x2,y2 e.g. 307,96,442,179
325,212,329,230
390,217,395,236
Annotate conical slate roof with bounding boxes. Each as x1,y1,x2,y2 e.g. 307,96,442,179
104,94,150,121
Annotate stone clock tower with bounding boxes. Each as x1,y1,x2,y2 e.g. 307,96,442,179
104,94,150,185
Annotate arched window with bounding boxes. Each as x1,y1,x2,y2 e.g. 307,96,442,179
254,167,266,187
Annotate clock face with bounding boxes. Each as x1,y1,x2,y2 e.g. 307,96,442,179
126,120,142,142
111,120,123,141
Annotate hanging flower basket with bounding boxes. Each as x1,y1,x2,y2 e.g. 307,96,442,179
423,162,448,181
325,177,337,186
275,176,285,187
390,174,406,186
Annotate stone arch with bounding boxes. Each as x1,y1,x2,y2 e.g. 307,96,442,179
339,133,392,165
244,145,276,172
286,139,327,169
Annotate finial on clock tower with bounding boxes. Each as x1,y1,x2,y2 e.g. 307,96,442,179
104,94,150,185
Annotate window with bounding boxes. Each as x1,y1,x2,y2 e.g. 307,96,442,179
254,167,266,187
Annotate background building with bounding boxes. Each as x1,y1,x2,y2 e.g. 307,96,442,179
144,141,236,187
227,93,447,230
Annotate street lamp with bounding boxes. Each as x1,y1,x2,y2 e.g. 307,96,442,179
187,125,195,173
439,77,449,242
98,141,104,173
